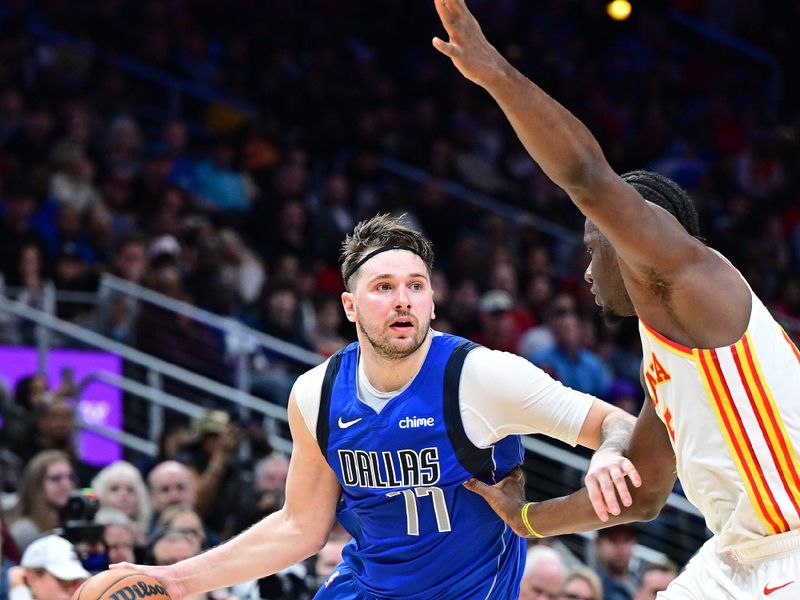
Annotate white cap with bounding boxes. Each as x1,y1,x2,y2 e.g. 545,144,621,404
479,289,513,313
21,536,91,581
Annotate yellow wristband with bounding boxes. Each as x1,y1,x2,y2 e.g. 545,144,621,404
520,502,545,538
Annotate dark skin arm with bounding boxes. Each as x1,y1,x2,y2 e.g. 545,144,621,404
433,0,751,348
465,390,676,537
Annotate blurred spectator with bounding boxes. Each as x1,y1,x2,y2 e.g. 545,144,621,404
160,119,196,192
531,309,610,398
194,137,251,216
149,527,257,600
472,289,522,352
7,535,89,600
4,107,55,177
8,451,76,551
487,261,536,332
594,525,639,600
136,422,193,479
518,293,577,359
94,508,138,565
560,566,604,600
217,228,265,306
250,284,312,406
447,278,481,336
311,534,348,590
149,527,202,566
632,563,678,600
605,379,640,416
233,453,289,534
524,275,556,326
0,374,48,455
308,296,350,357
103,116,144,179
519,544,568,600
18,397,91,481
147,461,196,530
91,461,152,545
0,181,48,287
154,505,207,550
175,410,242,540
48,142,102,214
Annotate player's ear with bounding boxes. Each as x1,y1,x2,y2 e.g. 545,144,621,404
342,291,356,323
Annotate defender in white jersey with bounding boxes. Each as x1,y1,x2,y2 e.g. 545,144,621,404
434,1,800,598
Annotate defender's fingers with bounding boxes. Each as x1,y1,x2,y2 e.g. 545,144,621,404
433,0,455,31
463,477,491,495
445,0,469,18
432,37,457,57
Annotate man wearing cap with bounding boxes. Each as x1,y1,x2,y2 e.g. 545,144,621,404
175,410,242,539
7,535,89,600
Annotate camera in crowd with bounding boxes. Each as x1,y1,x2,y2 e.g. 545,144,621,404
54,489,109,573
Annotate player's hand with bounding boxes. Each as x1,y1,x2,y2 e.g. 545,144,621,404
431,0,509,88
463,467,530,537
585,449,642,521
110,563,185,600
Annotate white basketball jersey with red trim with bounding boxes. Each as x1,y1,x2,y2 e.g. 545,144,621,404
638,285,800,552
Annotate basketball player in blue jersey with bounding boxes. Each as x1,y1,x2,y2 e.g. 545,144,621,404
434,1,800,598
112,213,642,599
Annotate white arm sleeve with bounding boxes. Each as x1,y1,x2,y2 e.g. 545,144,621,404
460,347,595,448
294,359,329,439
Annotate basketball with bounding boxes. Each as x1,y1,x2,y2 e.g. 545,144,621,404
71,569,170,600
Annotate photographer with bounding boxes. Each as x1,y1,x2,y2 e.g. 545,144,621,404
7,535,89,600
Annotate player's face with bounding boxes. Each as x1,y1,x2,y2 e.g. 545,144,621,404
343,250,434,360
583,220,634,320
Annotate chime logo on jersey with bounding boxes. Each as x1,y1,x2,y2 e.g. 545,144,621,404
338,446,441,488
399,415,434,429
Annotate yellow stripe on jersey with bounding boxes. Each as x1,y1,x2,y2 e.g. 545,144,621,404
734,332,800,520
695,348,787,534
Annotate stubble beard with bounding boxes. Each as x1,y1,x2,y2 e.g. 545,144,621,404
357,319,429,360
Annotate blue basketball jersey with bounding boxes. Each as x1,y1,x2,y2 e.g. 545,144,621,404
316,333,525,599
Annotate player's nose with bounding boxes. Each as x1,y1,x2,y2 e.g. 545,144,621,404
584,263,593,284
394,285,411,308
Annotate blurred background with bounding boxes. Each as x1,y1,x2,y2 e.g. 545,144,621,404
0,1,798,598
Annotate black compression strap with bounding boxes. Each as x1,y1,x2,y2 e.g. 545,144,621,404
443,341,495,480
343,245,423,282
317,350,344,457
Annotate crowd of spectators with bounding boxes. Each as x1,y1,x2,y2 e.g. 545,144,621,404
1,0,799,598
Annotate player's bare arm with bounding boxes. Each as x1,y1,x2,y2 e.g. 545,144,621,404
466,395,675,538
112,389,341,600
433,0,750,346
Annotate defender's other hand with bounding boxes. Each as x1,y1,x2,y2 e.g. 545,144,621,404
463,467,530,537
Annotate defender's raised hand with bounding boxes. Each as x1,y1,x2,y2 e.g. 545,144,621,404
432,0,509,87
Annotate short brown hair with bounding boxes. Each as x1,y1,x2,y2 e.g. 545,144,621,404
339,214,434,290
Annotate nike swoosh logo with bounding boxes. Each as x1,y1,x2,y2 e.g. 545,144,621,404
764,581,795,595
338,416,363,429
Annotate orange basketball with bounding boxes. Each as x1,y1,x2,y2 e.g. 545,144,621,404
71,569,170,600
